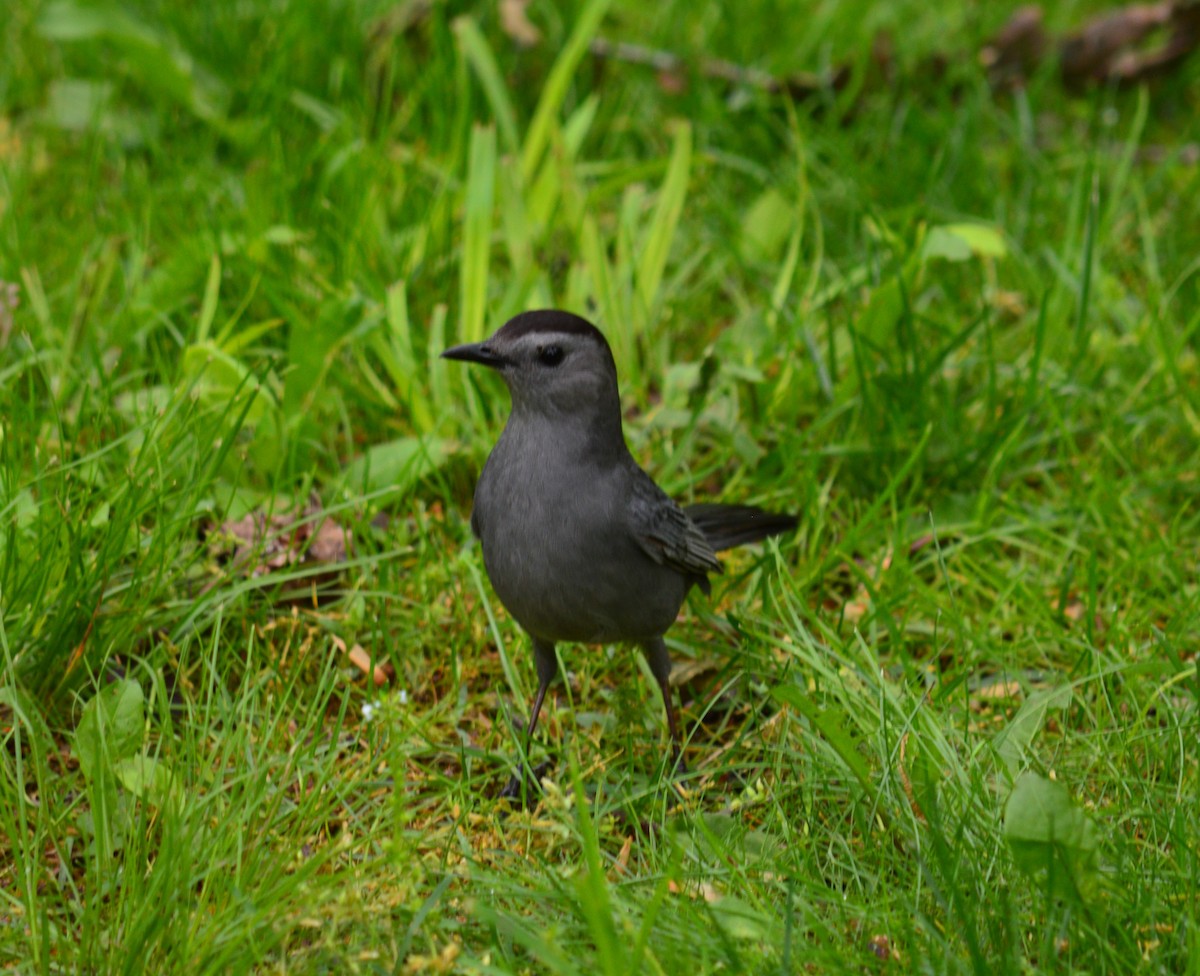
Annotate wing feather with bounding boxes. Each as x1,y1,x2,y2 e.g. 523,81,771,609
629,475,722,586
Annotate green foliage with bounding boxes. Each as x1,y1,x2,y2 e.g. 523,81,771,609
1,0,1198,972
1004,772,1102,905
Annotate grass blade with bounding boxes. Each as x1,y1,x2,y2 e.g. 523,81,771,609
636,120,692,318
520,0,612,183
461,124,497,344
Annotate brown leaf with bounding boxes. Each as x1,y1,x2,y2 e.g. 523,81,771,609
842,596,871,624
1061,3,1171,82
1060,1,1200,88
369,0,433,43
207,495,351,586
669,657,721,686
975,679,1024,701
1061,598,1086,622
868,933,899,961
499,0,541,47
344,640,395,687
667,879,721,903
907,534,936,558
308,515,350,563
589,4,1200,113
980,6,1047,89
0,278,19,347
611,835,632,877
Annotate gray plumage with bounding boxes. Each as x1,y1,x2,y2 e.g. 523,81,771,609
443,309,795,792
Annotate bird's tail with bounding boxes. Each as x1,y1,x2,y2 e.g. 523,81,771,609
684,503,797,553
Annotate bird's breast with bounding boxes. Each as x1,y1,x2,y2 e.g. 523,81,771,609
471,434,687,644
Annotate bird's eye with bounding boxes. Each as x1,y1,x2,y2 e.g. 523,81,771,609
537,344,565,367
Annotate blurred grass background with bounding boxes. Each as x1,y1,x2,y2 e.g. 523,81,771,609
1,0,1199,972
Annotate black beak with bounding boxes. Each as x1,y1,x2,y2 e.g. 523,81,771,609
440,341,508,369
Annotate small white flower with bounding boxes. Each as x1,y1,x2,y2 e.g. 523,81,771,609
361,701,378,722
398,689,409,706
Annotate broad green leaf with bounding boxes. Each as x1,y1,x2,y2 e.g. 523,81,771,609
660,361,702,411
741,187,795,263
772,683,875,796
41,79,109,131
923,222,1008,263
943,222,1008,258
1004,772,1101,903
181,342,274,425
343,436,450,495
687,812,781,869
74,679,144,781
921,226,973,263
113,755,183,812
857,276,905,344
709,896,771,941
283,302,349,424
992,685,1074,777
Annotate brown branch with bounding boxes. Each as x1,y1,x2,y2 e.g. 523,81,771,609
586,2,1200,102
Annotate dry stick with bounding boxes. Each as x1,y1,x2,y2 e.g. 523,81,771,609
589,37,833,99
588,2,1200,100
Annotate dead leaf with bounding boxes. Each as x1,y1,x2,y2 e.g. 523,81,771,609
499,0,541,47
402,941,460,974
0,279,19,347
369,0,433,43
667,879,722,903
206,494,351,600
669,657,721,686
980,6,1047,89
975,679,1024,700
342,639,395,687
590,3,1200,109
868,933,899,961
907,534,936,558
308,515,350,563
842,596,871,624
611,835,632,877
1060,2,1173,85
1060,598,1086,622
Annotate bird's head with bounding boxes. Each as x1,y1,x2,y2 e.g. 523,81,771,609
442,310,622,424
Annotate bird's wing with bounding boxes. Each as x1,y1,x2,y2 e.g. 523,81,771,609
683,503,797,552
628,474,723,585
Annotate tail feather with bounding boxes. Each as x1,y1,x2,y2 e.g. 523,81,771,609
684,503,797,553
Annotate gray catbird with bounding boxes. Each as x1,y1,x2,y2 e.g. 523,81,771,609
443,309,795,789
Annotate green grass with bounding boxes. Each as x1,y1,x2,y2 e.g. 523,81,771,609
2,0,1199,971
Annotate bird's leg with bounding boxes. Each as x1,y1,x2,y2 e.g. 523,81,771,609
500,638,557,804
643,637,687,774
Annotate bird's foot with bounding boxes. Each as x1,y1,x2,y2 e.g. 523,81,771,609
499,760,553,807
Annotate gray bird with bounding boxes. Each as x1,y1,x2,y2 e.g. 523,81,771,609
442,310,795,791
